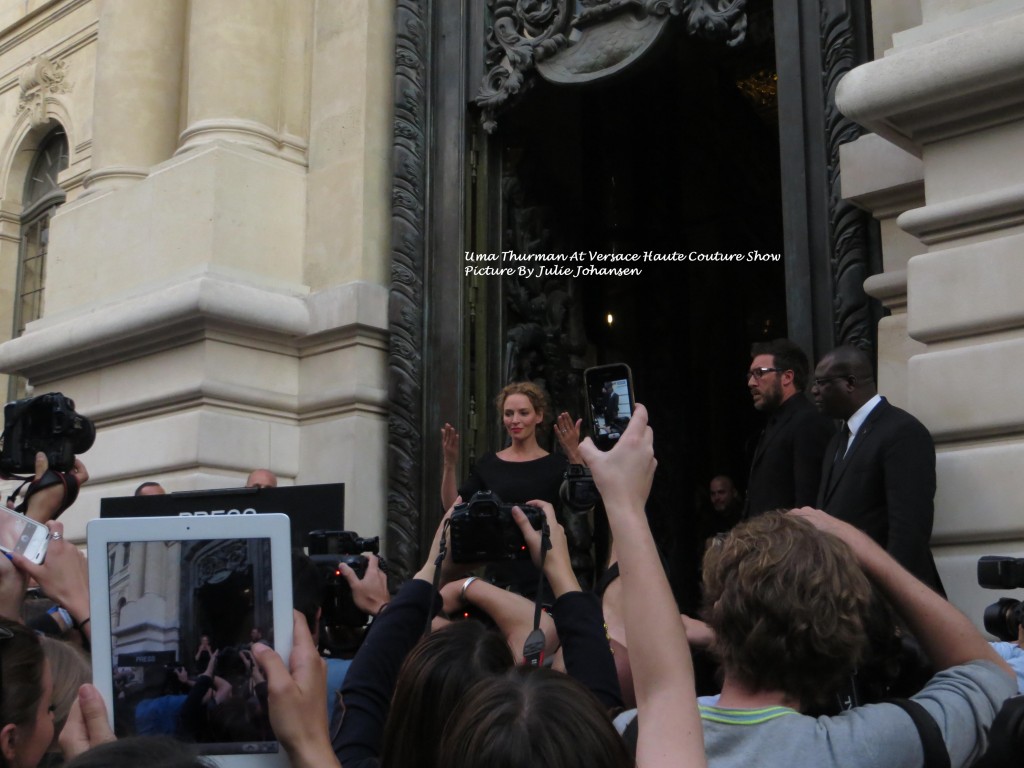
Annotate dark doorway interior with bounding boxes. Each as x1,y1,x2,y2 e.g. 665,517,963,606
195,570,255,649
491,14,785,612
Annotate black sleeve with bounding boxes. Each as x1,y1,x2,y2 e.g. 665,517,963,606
792,411,834,508
550,591,623,712
178,674,213,740
332,579,442,766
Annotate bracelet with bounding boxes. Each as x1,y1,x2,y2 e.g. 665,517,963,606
73,616,90,631
460,576,478,605
376,602,390,617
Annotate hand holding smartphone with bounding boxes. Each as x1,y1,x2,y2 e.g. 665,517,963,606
584,363,636,451
0,503,49,564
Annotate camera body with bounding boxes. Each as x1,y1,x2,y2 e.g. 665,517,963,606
450,491,544,563
978,555,1024,641
0,392,95,473
308,530,386,628
562,464,600,512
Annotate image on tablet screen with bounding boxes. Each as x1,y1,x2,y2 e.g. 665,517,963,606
103,537,279,754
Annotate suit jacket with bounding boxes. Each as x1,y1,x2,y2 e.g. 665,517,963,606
816,397,945,595
745,393,833,518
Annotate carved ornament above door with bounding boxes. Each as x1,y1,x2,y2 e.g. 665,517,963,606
476,0,748,131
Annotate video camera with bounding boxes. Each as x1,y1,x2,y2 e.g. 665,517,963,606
308,530,387,629
978,555,1024,641
0,392,95,474
449,491,544,563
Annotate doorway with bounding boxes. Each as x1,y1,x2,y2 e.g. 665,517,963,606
472,14,785,610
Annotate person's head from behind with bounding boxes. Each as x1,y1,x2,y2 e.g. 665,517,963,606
38,637,90,755
64,735,213,768
438,666,631,768
0,618,53,768
702,512,873,710
381,619,514,768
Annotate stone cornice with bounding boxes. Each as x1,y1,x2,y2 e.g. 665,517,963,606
898,182,1024,245
0,275,389,381
836,14,1024,154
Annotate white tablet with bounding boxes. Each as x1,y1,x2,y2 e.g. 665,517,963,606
87,513,293,767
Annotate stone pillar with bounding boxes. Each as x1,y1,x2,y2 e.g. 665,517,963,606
84,0,187,193
837,6,1024,623
177,0,283,155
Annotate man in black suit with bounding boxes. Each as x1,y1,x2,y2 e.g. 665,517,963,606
744,339,833,518
812,346,945,595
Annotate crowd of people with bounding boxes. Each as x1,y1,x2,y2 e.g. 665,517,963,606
1,345,1022,767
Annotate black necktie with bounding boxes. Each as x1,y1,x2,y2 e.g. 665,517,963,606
833,422,851,465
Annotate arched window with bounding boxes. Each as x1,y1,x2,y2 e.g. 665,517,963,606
9,128,68,400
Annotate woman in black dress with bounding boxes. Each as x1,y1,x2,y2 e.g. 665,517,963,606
441,381,582,510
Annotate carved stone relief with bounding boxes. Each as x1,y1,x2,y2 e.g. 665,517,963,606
386,0,429,580
822,4,876,351
476,0,747,131
17,56,70,128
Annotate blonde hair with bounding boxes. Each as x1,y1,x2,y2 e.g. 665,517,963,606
495,381,551,434
39,636,91,742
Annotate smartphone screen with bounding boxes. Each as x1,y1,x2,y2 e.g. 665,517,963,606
584,364,635,451
0,504,49,563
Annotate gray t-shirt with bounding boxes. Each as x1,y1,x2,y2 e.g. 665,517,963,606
614,661,1014,768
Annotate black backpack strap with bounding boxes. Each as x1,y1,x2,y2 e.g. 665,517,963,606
888,698,950,768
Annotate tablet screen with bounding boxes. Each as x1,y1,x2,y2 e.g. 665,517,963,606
102,536,279,754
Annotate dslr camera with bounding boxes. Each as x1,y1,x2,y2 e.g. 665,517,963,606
978,555,1024,641
0,392,95,474
308,530,387,628
561,464,600,512
450,490,544,563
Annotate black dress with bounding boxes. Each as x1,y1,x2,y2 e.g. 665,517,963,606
458,451,568,506
458,451,568,596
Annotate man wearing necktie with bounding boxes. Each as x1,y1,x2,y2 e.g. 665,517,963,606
812,346,945,595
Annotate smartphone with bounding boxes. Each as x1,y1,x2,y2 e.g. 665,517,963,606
584,363,636,451
0,503,49,564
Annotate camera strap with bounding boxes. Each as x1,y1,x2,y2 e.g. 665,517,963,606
425,518,452,636
887,698,950,768
522,519,552,667
8,469,80,518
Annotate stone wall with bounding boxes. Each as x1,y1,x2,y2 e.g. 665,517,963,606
0,0,395,542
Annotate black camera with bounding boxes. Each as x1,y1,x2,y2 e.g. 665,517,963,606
562,464,600,512
0,392,95,474
450,491,544,563
978,555,1024,642
308,530,386,628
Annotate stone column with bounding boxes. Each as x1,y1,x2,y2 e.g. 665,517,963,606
837,7,1024,620
84,0,187,194
177,0,283,154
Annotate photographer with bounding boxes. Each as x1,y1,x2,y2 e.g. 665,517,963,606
645,506,1015,768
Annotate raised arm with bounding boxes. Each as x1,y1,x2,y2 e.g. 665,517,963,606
12,519,91,641
512,500,623,710
556,412,585,465
579,405,705,768
441,577,559,664
441,423,461,510
253,611,340,768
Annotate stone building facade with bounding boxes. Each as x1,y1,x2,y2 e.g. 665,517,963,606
841,0,1024,615
0,0,1022,622
0,0,394,540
